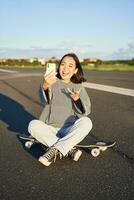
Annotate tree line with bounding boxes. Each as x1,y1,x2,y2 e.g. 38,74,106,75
0,58,134,67
81,59,134,66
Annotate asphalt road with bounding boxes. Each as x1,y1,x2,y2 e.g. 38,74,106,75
0,68,134,200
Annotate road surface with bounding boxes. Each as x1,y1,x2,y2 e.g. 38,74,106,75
0,68,134,200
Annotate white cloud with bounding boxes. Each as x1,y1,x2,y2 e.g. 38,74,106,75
0,43,133,60
0,49,7,53
0,46,111,59
108,43,134,60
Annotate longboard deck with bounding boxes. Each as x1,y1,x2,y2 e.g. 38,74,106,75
19,135,39,143
76,141,116,148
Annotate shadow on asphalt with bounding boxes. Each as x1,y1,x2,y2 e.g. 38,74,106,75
0,93,44,158
0,93,35,134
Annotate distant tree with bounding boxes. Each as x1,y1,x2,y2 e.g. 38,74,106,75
128,59,134,65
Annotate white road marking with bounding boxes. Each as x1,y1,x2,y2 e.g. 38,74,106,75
83,82,134,97
0,68,18,73
0,71,134,97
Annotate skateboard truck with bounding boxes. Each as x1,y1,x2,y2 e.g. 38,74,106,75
19,135,39,149
90,142,108,157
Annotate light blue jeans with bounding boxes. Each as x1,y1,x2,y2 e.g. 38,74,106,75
28,117,92,156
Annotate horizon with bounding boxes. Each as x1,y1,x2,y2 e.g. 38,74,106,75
0,56,133,62
1,0,134,60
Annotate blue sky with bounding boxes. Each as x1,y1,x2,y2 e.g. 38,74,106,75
0,0,134,59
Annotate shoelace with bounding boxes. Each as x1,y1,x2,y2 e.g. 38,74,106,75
44,148,62,162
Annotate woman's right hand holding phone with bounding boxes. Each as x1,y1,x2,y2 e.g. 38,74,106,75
42,71,57,90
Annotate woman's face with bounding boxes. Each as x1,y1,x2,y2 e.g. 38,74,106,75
59,56,78,83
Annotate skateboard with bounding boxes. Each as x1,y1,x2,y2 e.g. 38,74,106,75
76,142,116,157
19,135,116,157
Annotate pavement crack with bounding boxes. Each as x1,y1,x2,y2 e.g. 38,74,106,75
90,134,134,165
113,148,134,164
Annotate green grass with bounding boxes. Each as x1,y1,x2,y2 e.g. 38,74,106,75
82,64,134,71
1,64,134,71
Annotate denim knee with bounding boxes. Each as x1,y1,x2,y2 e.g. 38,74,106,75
28,119,40,134
80,116,93,133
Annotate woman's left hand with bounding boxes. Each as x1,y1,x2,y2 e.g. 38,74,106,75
67,88,81,101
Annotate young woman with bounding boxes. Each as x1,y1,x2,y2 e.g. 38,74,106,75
28,53,93,166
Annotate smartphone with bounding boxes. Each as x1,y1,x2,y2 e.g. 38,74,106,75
45,63,56,75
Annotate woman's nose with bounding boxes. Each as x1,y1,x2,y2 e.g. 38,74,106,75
63,65,69,70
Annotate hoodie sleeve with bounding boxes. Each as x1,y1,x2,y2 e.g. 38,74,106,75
38,83,49,106
73,99,85,113
73,86,91,117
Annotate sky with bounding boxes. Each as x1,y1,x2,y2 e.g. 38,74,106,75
0,0,134,60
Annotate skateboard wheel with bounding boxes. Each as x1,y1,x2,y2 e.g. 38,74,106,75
91,148,100,157
25,141,33,149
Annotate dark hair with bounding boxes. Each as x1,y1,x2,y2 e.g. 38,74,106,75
56,53,86,83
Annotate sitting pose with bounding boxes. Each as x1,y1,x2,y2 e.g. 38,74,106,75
28,53,93,166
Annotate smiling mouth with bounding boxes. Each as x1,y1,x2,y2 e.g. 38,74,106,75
62,71,69,76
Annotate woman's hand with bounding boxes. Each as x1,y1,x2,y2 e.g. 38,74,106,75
42,71,57,90
67,88,81,101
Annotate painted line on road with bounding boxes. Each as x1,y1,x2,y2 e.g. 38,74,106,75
0,68,18,73
1,72,134,97
83,82,134,97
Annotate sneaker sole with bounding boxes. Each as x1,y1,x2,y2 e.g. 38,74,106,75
38,157,52,166
73,150,82,161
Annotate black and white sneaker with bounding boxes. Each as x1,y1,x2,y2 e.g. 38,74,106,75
68,147,82,161
38,147,62,166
